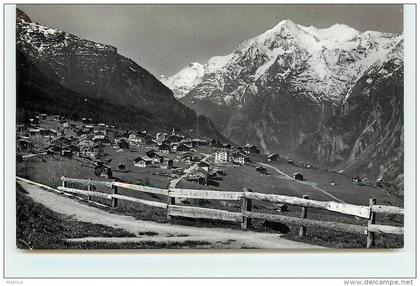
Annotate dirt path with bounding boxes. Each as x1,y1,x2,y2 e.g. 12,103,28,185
17,178,322,249
260,163,345,203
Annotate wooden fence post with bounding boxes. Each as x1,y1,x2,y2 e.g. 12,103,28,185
367,198,376,248
241,188,253,230
87,178,92,201
196,199,201,227
167,190,176,222
111,180,118,208
299,195,309,237
61,176,66,194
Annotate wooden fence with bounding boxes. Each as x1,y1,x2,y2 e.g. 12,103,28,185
59,176,404,248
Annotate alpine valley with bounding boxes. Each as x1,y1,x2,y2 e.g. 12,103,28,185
163,19,404,192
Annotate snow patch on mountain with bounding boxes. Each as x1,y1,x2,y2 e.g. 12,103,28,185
207,54,233,72
299,23,359,42
162,62,205,98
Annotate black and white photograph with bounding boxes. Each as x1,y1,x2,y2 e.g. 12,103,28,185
14,4,405,250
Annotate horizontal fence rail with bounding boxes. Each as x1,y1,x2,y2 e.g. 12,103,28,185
58,176,404,248
368,224,404,236
113,181,169,196
168,205,243,222
371,205,404,215
61,176,113,188
244,192,371,219
169,188,243,201
112,194,168,209
242,211,367,234
58,186,111,200
57,186,168,209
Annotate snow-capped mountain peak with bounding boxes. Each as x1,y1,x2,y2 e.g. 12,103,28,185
164,19,401,103
264,19,300,35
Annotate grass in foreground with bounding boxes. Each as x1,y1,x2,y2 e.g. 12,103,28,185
17,185,135,249
63,240,211,249
282,225,403,249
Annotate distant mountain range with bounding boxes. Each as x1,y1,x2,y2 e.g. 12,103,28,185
163,19,404,191
16,9,224,140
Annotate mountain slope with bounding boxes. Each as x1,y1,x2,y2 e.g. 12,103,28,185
297,41,404,192
165,19,403,190
16,9,224,139
17,48,174,131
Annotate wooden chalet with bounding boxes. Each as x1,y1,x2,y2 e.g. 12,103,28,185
186,169,208,186
352,176,361,184
267,153,280,162
51,136,72,148
94,163,112,179
231,152,246,165
92,144,104,159
128,133,142,144
180,154,192,163
175,143,191,153
256,165,267,174
79,146,92,157
117,138,130,149
134,156,153,168
62,144,80,157
96,123,107,130
243,144,260,154
197,161,210,172
146,150,165,163
293,172,304,180
192,138,208,146
161,158,174,169
158,143,171,154
93,135,111,146
61,149,73,159
46,144,61,155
